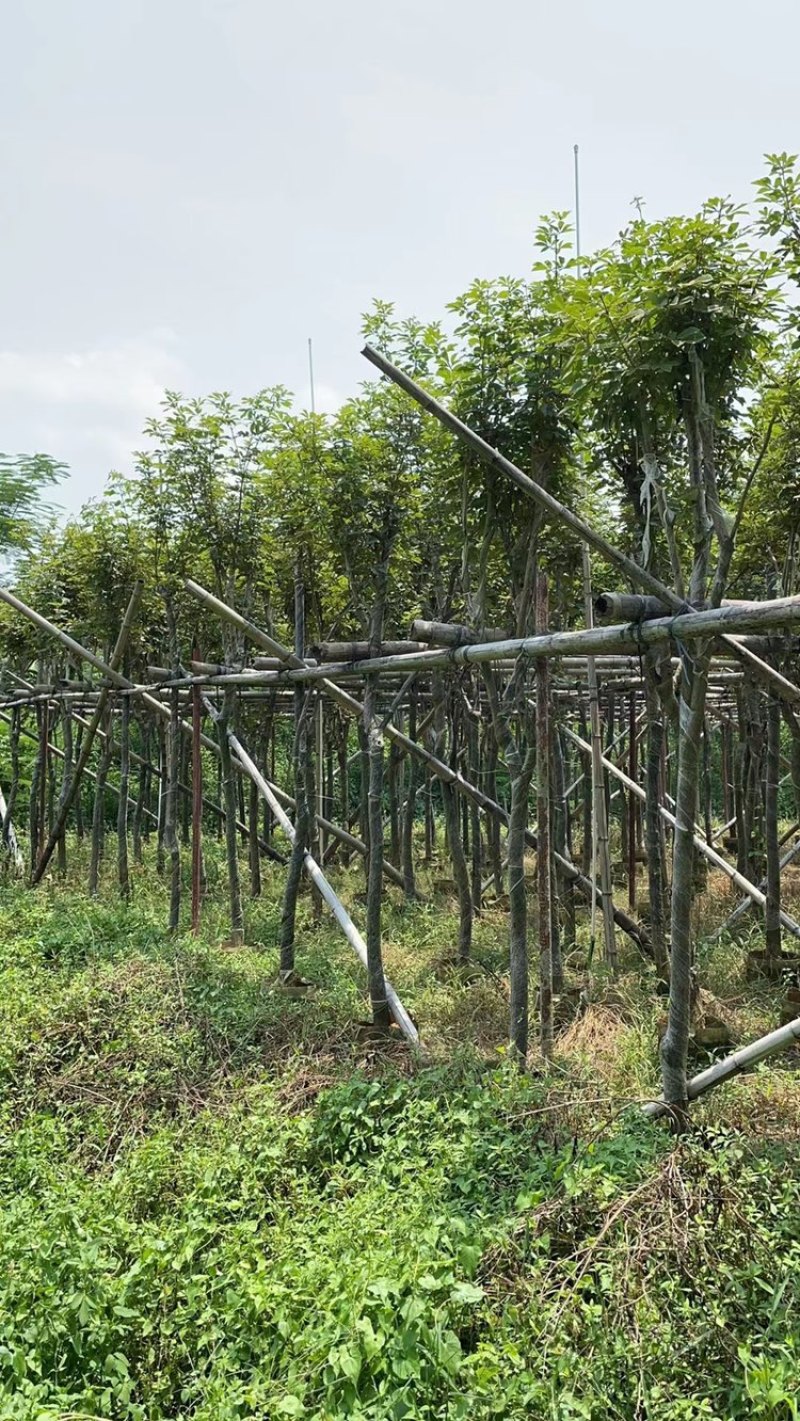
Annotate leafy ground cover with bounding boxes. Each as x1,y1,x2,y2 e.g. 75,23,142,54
0,848,799,1419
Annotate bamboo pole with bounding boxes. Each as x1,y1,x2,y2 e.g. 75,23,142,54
582,548,617,972
227,595,800,684
362,344,686,610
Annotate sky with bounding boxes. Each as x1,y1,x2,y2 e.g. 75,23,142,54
1,0,797,516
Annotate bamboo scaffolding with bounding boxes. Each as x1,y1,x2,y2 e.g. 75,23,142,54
184,578,652,955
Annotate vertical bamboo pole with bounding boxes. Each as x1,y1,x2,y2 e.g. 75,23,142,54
191,643,203,934
627,692,638,911
582,546,617,973
536,574,553,1058
765,690,782,959
117,688,130,901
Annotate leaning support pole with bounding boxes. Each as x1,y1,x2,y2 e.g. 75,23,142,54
643,1017,800,1120
362,344,685,609
362,347,797,705
224,726,419,1046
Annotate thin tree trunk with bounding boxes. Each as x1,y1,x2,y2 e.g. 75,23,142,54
363,569,392,1031
132,719,148,863
661,651,710,1119
645,665,669,982
552,723,575,955
89,722,113,897
56,706,73,876
116,691,130,900
434,679,472,962
248,778,262,898
279,566,311,974
2,706,21,854
582,547,617,972
217,687,243,943
536,574,553,1058
165,688,181,932
765,690,782,959
400,688,419,901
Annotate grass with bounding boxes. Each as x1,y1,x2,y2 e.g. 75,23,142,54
0,835,799,1418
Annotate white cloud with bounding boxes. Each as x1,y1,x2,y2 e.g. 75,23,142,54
0,331,186,414
298,381,343,416
0,332,189,513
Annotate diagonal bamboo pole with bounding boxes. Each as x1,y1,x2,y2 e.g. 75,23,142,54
642,1016,800,1120
362,346,800,706
362,344,685,610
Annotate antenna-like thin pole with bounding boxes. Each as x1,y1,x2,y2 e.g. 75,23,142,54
308,337,316,418
573,143,582,278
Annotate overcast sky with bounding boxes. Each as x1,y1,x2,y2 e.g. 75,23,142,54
1,0,796,515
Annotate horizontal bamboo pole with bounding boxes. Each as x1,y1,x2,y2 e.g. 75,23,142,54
410,619,510,647
234,595,800,686
309,640,425,661
594,593,672,623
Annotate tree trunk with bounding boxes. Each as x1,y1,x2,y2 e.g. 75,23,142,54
400,688,419,901
116,693,130,900
363,574,391,1031
765,690,782,959
508,749,535,1063
217,687,243,944
280,567,311,974
132,719,148,863
89,723,113,897
661,652,710,1119
536,575,553,1058
56,707,73,876
645,666,669,983
2,707,21,855
248,778,262,898
165,688,182,932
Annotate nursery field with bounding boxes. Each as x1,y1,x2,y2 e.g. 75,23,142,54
1,842,799,1421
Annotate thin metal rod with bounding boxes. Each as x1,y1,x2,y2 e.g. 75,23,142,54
574,143,581,276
